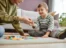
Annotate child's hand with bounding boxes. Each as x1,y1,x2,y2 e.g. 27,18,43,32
32,25,35,28
42,35,49,38
42,32,50,38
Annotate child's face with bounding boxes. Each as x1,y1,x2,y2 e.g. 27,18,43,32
37,6,47,17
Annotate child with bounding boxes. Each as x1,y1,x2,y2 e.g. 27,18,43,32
28,2,66,39
28,2,54,38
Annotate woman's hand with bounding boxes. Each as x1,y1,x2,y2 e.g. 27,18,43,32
19,17,34,25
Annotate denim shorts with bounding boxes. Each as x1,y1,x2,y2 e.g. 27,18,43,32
0,26,5,38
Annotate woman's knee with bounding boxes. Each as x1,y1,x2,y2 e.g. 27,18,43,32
0,26,5,38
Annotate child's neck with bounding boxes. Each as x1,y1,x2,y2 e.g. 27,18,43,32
41,13,47,19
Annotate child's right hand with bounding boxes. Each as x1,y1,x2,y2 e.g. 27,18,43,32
32,26,35,29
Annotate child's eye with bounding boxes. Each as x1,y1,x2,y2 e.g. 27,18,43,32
41,9,43,11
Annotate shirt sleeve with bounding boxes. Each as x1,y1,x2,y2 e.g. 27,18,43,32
0,0,24,36
12,22,24,36
32,17,40,30
0,11,24,36
47,15,54,32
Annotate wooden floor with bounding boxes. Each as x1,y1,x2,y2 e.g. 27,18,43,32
0,43,66,48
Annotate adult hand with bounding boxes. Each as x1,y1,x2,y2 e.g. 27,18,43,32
22,33,29,39
23,17,34,25
19,17,34,25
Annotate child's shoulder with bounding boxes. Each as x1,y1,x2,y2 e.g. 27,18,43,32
37,16,41,19
47,14,54,19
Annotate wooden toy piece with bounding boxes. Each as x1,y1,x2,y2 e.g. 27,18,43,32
10,36,15,40
17,38,23,40
5,35,23,40
26,36,34,39
12,36,23,40
10,36,12,40
12,37,17,40
5,36,10,39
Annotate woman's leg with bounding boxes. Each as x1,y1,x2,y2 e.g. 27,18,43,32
0,26,5,38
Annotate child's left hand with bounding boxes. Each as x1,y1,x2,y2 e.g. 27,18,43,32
42,35,49,38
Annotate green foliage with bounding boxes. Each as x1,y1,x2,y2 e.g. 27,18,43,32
59,13,66,26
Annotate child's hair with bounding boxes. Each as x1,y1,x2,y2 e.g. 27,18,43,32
38,2,48,11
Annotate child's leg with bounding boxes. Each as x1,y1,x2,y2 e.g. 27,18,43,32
28,30,45,37
50,28,62,38
0,26,5,38
58,29,66,39
51,28,66,39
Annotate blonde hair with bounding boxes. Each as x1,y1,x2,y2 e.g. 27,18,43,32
38,2,48,11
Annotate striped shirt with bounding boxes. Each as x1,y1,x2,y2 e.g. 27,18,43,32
34,14,54,32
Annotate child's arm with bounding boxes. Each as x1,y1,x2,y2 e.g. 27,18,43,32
42,15,54,38
48,15,54,33
31,21,39,31
31,17,40,31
